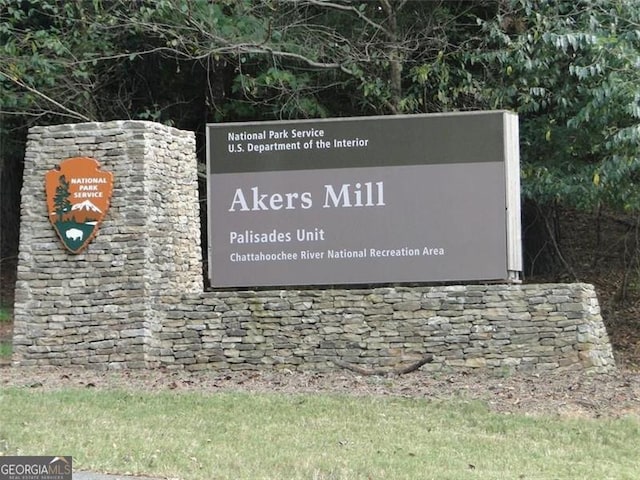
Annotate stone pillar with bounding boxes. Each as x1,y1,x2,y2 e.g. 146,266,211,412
13,121,201,368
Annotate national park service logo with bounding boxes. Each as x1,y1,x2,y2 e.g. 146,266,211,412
45,157,113,254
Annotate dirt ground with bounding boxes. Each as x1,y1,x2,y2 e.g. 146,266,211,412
1,365,639,419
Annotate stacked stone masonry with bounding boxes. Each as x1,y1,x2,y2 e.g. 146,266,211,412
13,121,615,374
13,121,202,369
155,283,614,374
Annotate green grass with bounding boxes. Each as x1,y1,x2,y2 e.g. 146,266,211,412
0,305,10,323
0,304,11,359
0,388,638,480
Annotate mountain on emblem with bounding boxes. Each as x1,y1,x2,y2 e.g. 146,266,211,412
45,157,114,254
71,199,103,213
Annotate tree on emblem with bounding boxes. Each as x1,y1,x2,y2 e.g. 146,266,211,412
54,175,72,221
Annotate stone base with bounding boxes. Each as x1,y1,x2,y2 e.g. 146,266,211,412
151,283,614,375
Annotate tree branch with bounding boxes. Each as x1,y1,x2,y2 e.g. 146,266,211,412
0,69,92,122
286,0,395,38
332,355,434,376
540,204,579,281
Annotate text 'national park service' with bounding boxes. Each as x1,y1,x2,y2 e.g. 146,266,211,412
227,127,369,154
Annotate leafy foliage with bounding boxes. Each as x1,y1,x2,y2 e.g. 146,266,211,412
1,0,640,213
465,0,640,212
0,0,119,121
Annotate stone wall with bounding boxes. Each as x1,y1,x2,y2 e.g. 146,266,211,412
13,121,616,374
156,284,614,374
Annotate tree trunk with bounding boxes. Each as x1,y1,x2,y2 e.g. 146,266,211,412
380,0,405,113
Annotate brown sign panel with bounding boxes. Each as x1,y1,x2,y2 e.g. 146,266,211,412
45,157,113,254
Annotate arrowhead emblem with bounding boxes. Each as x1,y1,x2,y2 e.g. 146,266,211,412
45,157,114,254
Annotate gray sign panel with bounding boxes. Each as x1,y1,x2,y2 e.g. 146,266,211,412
207,111,521,287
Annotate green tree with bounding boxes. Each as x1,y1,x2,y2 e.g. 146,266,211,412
452,0,640,277
2,0,640,278
468,0,640,213
53,175,71,222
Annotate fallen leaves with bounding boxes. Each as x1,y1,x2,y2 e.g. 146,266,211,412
1,366,639,419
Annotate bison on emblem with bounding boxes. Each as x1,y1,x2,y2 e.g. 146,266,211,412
65,228,84,242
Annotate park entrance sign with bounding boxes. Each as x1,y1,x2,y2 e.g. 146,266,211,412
206,111,522,288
